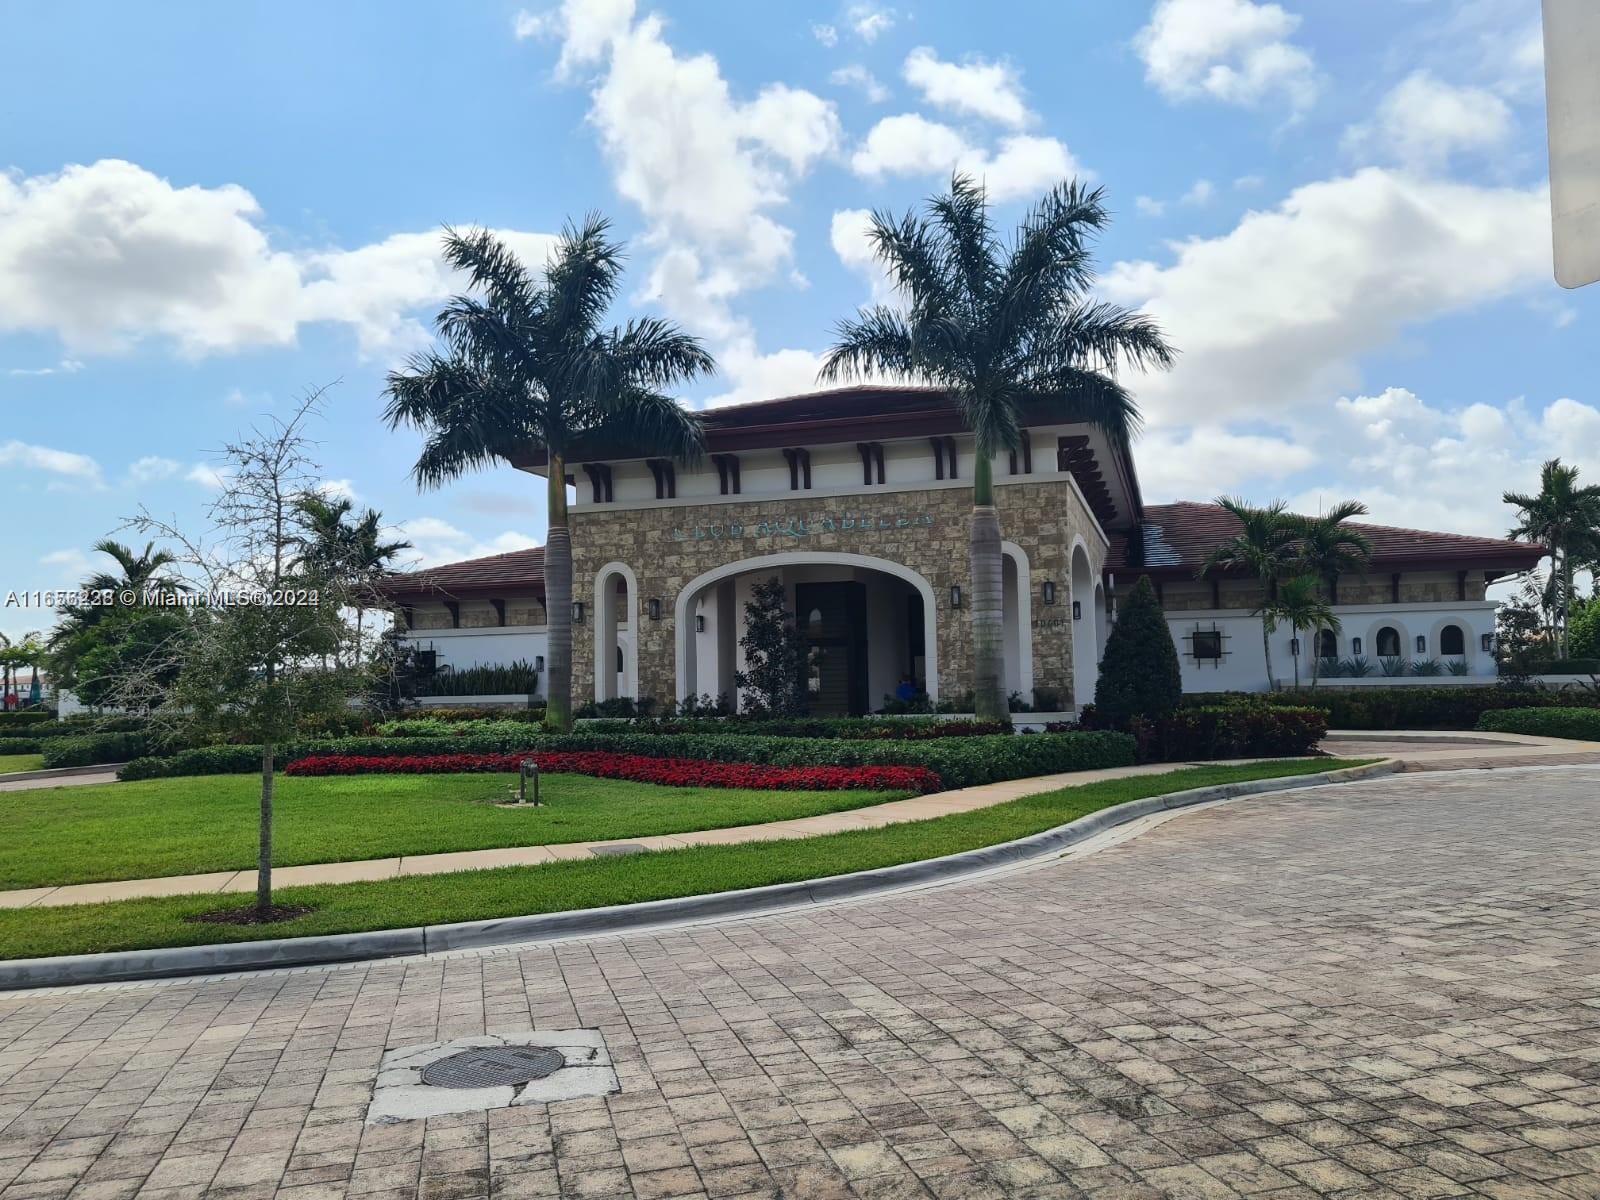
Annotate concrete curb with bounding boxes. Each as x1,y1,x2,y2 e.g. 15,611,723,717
0,759,1400,990
0,762,128,784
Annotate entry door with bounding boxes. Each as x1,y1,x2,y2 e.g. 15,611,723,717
796,582,867,716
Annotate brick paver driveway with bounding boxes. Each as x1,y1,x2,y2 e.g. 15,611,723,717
4,765,1600,1199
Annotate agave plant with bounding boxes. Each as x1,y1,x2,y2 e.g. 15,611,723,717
1445,658,1470,676
1317,655,1344,679
1340,655,1375,677
1378,656,1411,677
1410,657,1443,676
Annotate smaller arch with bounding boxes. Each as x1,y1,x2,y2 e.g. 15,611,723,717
593,561,639,703
1317,629,1338,660
1439,623,1466,657
1374,625,1402,659
1001,541,1033,702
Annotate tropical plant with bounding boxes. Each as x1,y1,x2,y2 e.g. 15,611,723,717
820,174,1174,722
384,222,715,732
1340,655,1375,677
1379,656,1411,677
1269,574,1341,689
1093,576,1182,727
1504,459,1600,656
734,577,814,717
1294,500,1372,600
1446,657,1471,676
1317,655,1344,679
1494,578,1547,685
1409,657,1443,676
294,494,411,665
1200,498,1300,690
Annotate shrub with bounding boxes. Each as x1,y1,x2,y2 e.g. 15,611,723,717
0,737,41,754
0,711,53,730
121,729,1136,788
618,717,1011,741
40,732,153,768
283,750,943,794
1128,705,1327,762
0,716,146,740
1182,686,1600,730
1529,658,1600,675
1476,707,1600,740
1094,576,1181,727
1569,604,1600,661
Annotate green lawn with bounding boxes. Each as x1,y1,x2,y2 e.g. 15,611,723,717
0,773,907,891
0,754,44,775
0,759,1358,961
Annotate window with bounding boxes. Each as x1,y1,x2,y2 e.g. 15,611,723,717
615,646,624,674
1440,624,1465,656
1375,626,1401,658
1192,631,1222,661
1317,629,1338,659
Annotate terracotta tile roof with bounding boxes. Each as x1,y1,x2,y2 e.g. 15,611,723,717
377,546,544,599
1106,501,1541,577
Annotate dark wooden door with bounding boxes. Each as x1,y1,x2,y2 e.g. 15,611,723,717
796,582,868,716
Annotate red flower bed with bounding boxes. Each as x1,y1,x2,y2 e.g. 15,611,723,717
283,750,942,794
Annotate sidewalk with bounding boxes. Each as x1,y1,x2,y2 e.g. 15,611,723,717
5,731,1598,911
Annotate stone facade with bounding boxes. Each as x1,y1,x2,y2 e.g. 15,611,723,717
1159,570,1489,612
570,479,1104,708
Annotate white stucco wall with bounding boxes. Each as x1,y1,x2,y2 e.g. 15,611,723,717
399,626,550,698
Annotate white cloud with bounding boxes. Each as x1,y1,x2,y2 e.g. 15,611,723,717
6,359,83,377
186,462,231,490
1181,178,1215,206
851,118,1082,200
1134,0,1318,112
1343,71,1513,170
901,47,1031,128
812,23,839,47
829,207,900,304
1135,196,1166,218
1103,168,1549,425
0,160,555,361
700,340,830,409
0,440,104,487
126,456,182,484
847,3,895,43
317,478,360,503
396,516,542,569
830,64,888,103
1138,426,1316,498
965,135,1085,202
41,548,93,581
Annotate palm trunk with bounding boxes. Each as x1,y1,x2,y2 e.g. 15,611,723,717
1562,543,1575,659
544,457,574,733
258,742,274,913
1311,626,1322,689
970,455,1008,723
1291,627,1301,689
1260,586,1276,692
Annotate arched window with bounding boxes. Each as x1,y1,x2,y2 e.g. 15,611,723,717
1317,629,1338,659
616,646,624,674
1375,626,1401,658
1440,624,1465,656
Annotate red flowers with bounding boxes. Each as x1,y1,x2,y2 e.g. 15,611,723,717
283,750,942,794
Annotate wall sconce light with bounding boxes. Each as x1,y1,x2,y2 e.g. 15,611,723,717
1041,581,1056,605
1289,637,1301,656
1415,635,1427,654
695,614,706,633
1071,600,1082,621
647,597,662,621
1481,633,1493,652
571,602,584,624
535,655,544,671
949,584,962,609
1351,636,1363,655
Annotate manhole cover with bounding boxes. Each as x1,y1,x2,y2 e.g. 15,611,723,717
420,1045,565,1089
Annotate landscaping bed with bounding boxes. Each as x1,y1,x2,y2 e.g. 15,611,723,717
0,773,917,892
1476,707,1600,740
0,759,1346,961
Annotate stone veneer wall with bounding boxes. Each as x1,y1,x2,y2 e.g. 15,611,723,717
570,480,1104,707
1159,571,1489,612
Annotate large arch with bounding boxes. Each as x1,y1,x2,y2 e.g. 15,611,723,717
1001,541,1034,703
1069,539,1098,709
674,552,941,706
593,561,638,702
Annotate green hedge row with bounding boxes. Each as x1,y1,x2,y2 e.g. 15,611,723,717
40,732,155,768
1183,687,1600,730
1476,707,1600,740
120,729,1138,788
1129,706,1328,762
0,711,53,730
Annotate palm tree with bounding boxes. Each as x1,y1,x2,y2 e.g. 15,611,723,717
1270,575,1341,690
294,496,411,665
1200,497,1299,690
820,175,1174,721
1504,460,1600,657
86,539,185,601
385,221,714,730
1293,500,1372,685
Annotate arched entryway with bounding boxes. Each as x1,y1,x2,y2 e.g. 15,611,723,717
675,552,941,712
593,562,637,702
1069,541,1099,708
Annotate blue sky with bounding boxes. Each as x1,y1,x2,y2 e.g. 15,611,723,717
2,0,1594,640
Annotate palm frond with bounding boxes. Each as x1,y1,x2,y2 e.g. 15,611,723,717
584,388,707,466
440,227,539,325
929,173,999,314
542,213,624,344
819,306,918,383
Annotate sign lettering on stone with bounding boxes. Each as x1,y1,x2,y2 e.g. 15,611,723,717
670,512,936,542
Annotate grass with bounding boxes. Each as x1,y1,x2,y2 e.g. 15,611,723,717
0,759,1359,961
0,754,44,774
0,773,907,891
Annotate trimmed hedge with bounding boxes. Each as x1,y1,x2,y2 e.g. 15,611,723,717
1128,706,1328,763
1183,686,1600,730
120,729,1137,788
1476,707,1600,740
0,711,53,730
586,717,1012,741
40,732,154,768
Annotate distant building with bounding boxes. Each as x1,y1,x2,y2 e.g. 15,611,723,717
380,387,1541,710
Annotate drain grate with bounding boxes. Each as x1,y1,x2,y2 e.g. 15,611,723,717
420,1045,566,1089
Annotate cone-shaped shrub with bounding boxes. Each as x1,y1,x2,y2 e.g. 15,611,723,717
1094,575,1182,727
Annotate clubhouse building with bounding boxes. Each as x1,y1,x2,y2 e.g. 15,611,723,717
381,387,1541,712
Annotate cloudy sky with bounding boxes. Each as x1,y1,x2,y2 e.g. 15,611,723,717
2,0,1594,640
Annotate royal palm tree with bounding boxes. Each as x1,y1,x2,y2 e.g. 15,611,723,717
294,496,411,665
820,175,1174,721
1504,459,1600,657
1270,575,1341,689
385,221,714,730
1295,500,1372,597
1200,497,1299,690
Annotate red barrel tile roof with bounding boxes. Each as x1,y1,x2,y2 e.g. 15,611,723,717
377,546,544,599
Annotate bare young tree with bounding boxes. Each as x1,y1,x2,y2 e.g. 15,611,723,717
113,386,363,920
